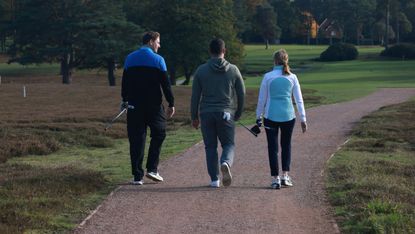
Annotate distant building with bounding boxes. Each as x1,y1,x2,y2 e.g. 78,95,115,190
318,18,343,40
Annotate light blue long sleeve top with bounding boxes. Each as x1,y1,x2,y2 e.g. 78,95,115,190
256,66,306,122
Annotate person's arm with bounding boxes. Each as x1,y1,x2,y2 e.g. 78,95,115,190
292,75,307,133
256,75,269,120
121,61,129,102
234,67,245,121
159,58,174,107
190,68,202,128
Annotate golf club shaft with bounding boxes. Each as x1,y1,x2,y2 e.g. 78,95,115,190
105,108,127,130
238,122,257,137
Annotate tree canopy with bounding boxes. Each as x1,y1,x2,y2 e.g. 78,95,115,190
2,0,415,85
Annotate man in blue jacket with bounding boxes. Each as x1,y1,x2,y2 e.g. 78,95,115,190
121,31,175,185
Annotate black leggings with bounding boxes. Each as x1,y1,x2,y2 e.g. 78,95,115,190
264,118,296,176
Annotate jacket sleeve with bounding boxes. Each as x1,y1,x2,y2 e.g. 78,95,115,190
256,75,268,119
234,67,245,120
190,68,202,120
160,71,175,107
292,75,306,122
121,68,128,102
159,58,174,107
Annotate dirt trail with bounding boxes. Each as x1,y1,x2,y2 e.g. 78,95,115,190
75,88,415,234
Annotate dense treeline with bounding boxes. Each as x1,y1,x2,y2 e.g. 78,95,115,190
0,0,414,85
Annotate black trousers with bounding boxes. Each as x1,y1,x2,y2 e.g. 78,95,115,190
264,118,296,176
127,105,166,180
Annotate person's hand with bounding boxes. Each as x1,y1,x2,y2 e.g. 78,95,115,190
166,106,175,119
256,118,263,127
301,121,307,133
234,112,241,121
192,119,200,129
120,101,128,111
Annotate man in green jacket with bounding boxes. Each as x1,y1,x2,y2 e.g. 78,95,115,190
191,38,245,188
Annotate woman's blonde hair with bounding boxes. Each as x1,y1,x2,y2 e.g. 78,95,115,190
273,49,291,75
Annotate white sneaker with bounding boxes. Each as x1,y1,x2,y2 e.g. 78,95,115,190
271,176,281,189
220,162,232,187
132,179,143,185
281,175,293,187
146,172,164,182
210,180,220,188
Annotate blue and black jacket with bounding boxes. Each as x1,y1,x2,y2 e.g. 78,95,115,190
121,46,174,108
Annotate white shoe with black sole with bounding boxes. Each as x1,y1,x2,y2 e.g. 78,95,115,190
146,172,164,182
271,176,281,189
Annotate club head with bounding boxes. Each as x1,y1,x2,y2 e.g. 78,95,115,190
250,125,261,135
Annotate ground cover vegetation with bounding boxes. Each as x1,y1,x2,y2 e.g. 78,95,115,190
327,99,415,233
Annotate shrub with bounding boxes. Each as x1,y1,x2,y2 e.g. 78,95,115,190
320,43,359,61
380,43,415,59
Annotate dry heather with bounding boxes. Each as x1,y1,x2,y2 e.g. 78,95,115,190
0,74,259,162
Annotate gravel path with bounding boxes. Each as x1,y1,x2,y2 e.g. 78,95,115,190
75,88,415,234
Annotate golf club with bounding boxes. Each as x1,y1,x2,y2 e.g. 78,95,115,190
237,122,258,137
104,108,127,131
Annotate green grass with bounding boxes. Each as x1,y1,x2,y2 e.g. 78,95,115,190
326,99,415,234
0,126,201,233
0,63,60,77
243,45,415,104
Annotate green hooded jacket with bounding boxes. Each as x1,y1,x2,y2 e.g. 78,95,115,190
191,57,245,120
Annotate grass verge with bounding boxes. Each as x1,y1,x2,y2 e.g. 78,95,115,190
326,99,415,233
0,126,202,233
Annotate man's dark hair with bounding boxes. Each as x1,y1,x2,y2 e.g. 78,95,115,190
142,31,160,45
209,38,225,55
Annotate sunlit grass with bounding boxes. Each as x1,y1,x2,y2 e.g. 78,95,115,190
327,99,415,233
244,45,415,104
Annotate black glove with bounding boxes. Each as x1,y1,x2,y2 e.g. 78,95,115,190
256,118,263,127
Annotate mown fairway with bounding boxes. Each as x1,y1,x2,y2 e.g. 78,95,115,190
0,44,414,233
244,45,415,104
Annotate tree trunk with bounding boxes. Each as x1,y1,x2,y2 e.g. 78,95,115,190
107,59,116,86
183,72,191,85
61,54,71,84
385,0,390,49
0,35,5,53
182,66,191,86
396,20,400,44
265,39,269,49
169,67,176,85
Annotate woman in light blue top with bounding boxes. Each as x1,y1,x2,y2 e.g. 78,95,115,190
255,49,307,189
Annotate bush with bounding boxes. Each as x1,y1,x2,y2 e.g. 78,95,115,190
320,43,359,61
380,43,415,59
